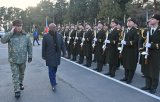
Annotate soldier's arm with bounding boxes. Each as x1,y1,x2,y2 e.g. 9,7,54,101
1,32,13,44
27,34,32,58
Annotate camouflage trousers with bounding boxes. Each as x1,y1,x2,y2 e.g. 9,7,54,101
10,62,26,92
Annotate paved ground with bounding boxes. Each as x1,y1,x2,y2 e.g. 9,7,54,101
0,40,160,102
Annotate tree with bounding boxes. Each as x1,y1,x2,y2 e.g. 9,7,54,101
54,0,68,24
97,0,122,23
86,0,100,23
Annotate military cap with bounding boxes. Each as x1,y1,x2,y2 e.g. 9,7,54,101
111,19,119,25
119,21,123,26
12,19,23,26
151,14,160,21
85,22,91,25
127,17,136,23
98,20,103,25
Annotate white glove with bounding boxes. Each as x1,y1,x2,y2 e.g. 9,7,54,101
69,37,71,39
92,44,95,47
94,38,97,41
80,43,83,46
121,40,126,45
82,38,85,41
145,43,151,48
64,36,66,39
102,45,106,49
75,37,78,40
67,41,69,44
105,40,110,44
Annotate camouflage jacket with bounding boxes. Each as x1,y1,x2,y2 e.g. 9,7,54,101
1,32,32,64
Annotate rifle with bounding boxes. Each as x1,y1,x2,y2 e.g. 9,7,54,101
141,30,149,64
102,30,109,54
118,28,126,56
67,30,72,44
74,30,78,47
80,31,85,49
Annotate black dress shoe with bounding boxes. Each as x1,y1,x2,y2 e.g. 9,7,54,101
120,78,127,81
52,86,56,92
126,80,132,84
104,72,111,75
93,68,98,71
84,64,88,66
20,84,24,90
141,86,150,90
110,74,115,77
97,69,102,72
15,91,20,98
150,89,156,94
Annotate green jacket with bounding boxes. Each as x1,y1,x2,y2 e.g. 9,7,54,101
1,32,32,64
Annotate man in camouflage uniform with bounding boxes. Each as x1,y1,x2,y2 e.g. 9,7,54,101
1,19,32,98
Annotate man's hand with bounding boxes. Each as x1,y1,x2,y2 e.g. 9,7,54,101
145,43,151,48
28,58,32,63
121,40,126,45
105,40,110,44
10,26,16,33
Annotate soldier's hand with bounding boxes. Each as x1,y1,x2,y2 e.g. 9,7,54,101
28,58,32,63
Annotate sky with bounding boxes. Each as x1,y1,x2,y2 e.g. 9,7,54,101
0,0,57,10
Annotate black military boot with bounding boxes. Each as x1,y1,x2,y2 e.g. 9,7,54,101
20,84,24,90
15,91,21,98
141,77,151,90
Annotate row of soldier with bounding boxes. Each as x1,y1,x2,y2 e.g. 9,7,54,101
55,14,160,94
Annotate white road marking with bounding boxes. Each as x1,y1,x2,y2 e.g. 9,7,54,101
62,57,160,101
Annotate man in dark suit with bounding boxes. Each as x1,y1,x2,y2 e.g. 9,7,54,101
42,23,66,91
139,14,160,94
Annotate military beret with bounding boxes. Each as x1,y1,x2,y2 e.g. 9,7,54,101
151,14,160,21
12,19,22,26
127,17,136,23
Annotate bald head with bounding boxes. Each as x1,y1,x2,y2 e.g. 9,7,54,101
49,23,57,32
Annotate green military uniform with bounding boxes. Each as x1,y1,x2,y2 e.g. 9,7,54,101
121,26,139,83
139,26,160,93
1,32,32,92
95,29,106,72
83,29,93,67
77,29,84,64
107,28,119,77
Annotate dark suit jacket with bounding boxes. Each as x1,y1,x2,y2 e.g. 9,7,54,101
42,32,66,67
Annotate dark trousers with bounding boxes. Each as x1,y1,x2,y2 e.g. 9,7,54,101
33,38,40,45
108,64,116,76
86,56,92,66
144,77,159,90
97,62,103,72
48,66,58,87
124,69,135,82
78,56,84,63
